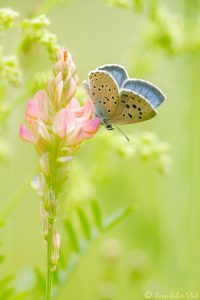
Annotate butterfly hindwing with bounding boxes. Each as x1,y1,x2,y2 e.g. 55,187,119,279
88,70,120,120
110,89,157,125
123,79,166,108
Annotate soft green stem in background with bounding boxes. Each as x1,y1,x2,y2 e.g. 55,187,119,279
46,220,54,300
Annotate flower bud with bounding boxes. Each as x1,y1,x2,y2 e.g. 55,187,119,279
51,229,60,271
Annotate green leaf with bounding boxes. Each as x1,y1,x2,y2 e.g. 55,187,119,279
103,207,133,230
90,200,103,229
54,204,132,298
64,219,79,253
58,249,67,269
77,208,91,240
34,268,45,292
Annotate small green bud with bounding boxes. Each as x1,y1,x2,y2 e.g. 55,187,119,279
0,54,22,86
0,8,19,30
22,15,50,29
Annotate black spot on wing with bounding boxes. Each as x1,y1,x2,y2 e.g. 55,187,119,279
128,113,132,118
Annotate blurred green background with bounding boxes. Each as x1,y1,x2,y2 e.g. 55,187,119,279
0,0,200,299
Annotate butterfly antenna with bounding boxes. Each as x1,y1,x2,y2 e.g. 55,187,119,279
113,125,130,141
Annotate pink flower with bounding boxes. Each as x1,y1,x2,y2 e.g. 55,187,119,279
20,48,100,155
20,90,50,153
53,98,100,146
50,48,79,109
25,90,49,124
20,124,34,143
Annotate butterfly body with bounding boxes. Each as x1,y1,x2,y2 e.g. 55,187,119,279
84,64,166,129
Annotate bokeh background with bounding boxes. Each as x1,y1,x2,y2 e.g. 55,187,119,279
0,0,200,299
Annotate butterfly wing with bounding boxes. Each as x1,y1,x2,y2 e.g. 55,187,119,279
110,89,156,125
83,80,91,96
123,79,166,108
88,70,120,121
97,64,128,88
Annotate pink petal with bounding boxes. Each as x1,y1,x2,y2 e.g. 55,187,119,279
67,61,77,79
34,90,49,121
20,125,34,143
67,127,83,146
83,117,101,134
67,126,95,146
65,77,77,101
67,98,80,110
25,99,38,121
25,90,49,122
78,100,93,122
53,108,76,138
56,80,64,105
74,74,79,85
67,98,85,118
47,78,56,101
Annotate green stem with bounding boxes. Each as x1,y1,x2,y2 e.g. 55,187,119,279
45,221,54,300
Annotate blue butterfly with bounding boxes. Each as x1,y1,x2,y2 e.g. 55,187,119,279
84,64,166,138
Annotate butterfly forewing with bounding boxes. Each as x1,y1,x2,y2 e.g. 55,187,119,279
89,71,120,120
97,65,128,88
110,89,156,125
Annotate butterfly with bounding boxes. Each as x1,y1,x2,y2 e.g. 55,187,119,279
84,64,166,139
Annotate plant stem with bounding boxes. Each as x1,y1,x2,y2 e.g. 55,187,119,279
45,220,54,300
